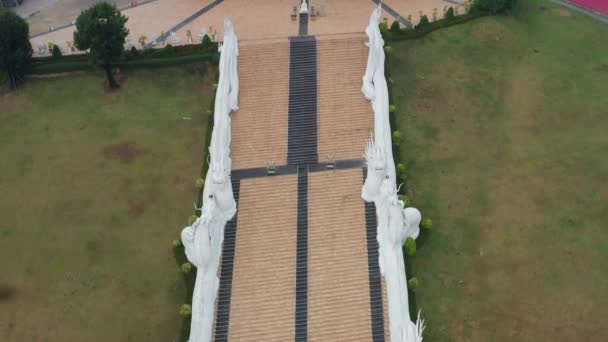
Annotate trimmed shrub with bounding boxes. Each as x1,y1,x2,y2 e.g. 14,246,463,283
422,218,433,230
179,304,192,317
379,20,389,34
390,20,400,32
408,277,419,290
172,239,182,248
472,0,516,14
392,131,402,145
181,262,193,274
397,163,406,174
389,104,396,113
195,178,205,189
399,194,410,206
445,6,455,20
384,45,393,54
163,44,175,54
417,15,430,28
187,214,198,226
201,34,212,48
384,11,485,42
405,237,417,256
51,44,62,58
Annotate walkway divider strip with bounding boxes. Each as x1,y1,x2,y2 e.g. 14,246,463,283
213,178,241,342
287,35,318,165
295,165,310,341
362,167,386,342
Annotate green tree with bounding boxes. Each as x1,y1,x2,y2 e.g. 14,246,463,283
74,2,129,89
0,7,32,90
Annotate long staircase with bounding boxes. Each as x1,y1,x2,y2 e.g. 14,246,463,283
288,36,318,165
212,28,388,341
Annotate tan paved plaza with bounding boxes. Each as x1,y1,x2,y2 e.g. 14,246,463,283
28,0,468,56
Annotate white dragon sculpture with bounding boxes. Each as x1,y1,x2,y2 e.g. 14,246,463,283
181,17,239,342
362,5,425,342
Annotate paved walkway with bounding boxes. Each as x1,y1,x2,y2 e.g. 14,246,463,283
29,0,466,56
212,24,393,339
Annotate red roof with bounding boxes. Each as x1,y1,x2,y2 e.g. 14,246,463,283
571,0,608,15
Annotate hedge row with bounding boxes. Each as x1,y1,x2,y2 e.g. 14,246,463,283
173,67,218,342
29,52,218,74
381,6,494,319
29,43,219,74
383,48,420,319
382,11,486,42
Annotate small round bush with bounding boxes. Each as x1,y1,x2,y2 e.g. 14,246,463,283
405,237,416,256
389,104,396,113
399,195,410,206
187,214,198,226
181,262,193,274
195,178,205,189
163,43,175,53
179,304,192,317
172,239,182,248
384,45,393,54
379,21,389,33
390,20,400,32
422,218,433,230
408,277,419,291
392,131,402,145
397,163,406,174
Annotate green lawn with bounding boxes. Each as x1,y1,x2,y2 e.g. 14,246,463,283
0,66,214,341
389,1,608,341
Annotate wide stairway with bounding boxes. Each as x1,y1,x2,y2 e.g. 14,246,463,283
212,32,389,341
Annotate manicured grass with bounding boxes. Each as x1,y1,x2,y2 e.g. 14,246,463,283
0,65,215,341
388,1,608,340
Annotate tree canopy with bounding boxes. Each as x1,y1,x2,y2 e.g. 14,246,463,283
74,2,128,89
0,7,33,90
